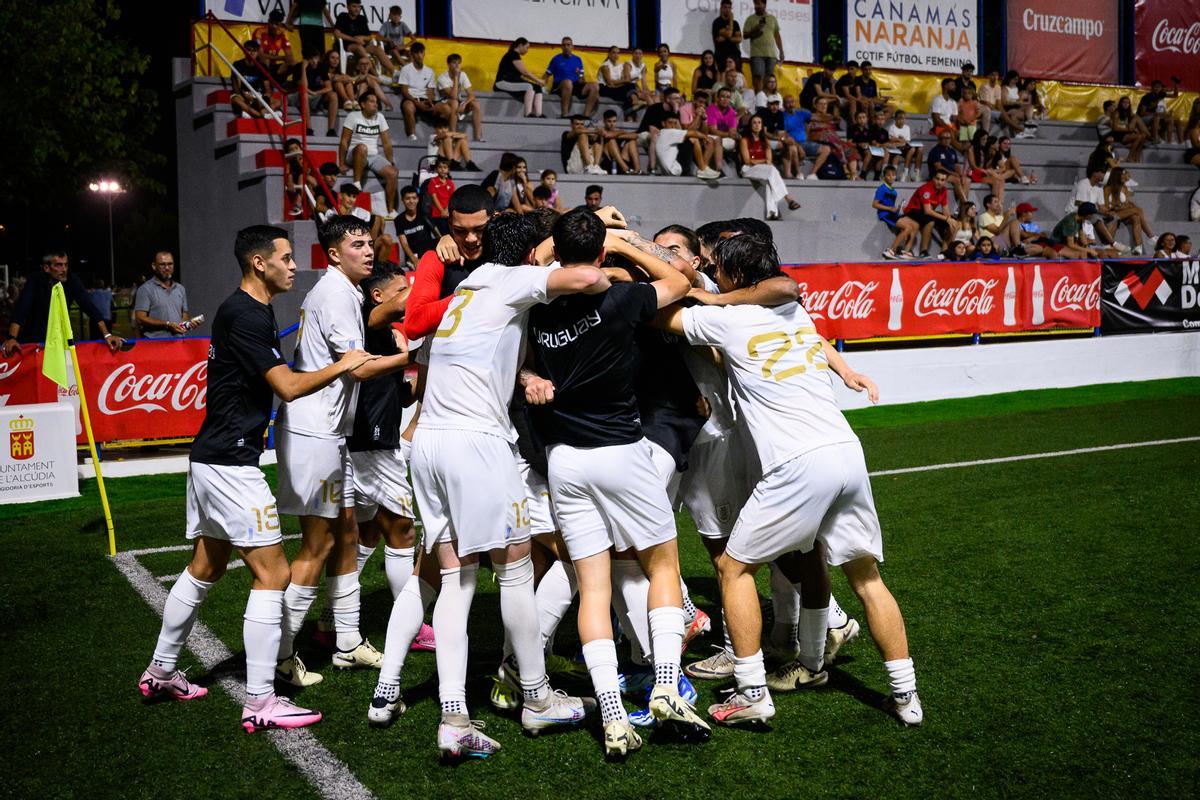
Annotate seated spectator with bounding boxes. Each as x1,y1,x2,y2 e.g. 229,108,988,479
1111,96,1148,162
712,66,749,119
926,128,969,202
1051,202,1113,259
326,50,357,110
705,87,742,174
974,235,1000,260
691,50,720,95
855,61,895,119
231,40,282,119
596,109,641,174
655,113,721,179
321,183,382,241
901,170,960,257
865,109,892,179
988,136,1034,185
438,53,484,141
739,114,800,219
539,169,567,212
378,5,415,73
799,57,838,116
484,153,535,213
808,97,859,179
1087,134,1122,176
624,48,653,115
1066,167,1125,253
680,90,709,128
653,44,677,95
495,38,545,118
753,74,782,114
757,94,799,179
333,0,397,78
638,87,682,173
782,94,827,180
1011,202,1062,259
338,91,399,218
1096,99,1115,140
1153,232,1177,258
395,185,439,269
847,109,879,180
1137,79,1184,144
929,78,958,135
1185,113,1200,168
1103,168,1151,255
954,200,978,254
350,54,394,112
835,61,862,121
1020,78,1045,121
966,130,1005,202
877,165,917,259
1175,235,1192,258
561,115,604,175
977,69,1002,133
252,10,296,85
429,120,480,171
532,184,554,210
283,138,320,217
300,49,338,136
943,240,970,261
426,157,455,234
977,193,1022,250
398,42,451,139
1193,178,1200,221
597,46,639,118
544,37,600,120
956,85,982,152
511,158,537,213
885,109,922,182
999,70,1034,138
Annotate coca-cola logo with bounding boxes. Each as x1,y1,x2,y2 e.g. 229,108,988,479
1151,19,1200,54
797,280,879,320
98,361,207,415
1049,275,1101,311
0,360,19,381
914,278,998,317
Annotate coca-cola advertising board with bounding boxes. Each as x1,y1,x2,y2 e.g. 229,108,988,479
1100,259,1200,332
0,339,210,445
1006,1,1119,84
782,261,1100,340
1135,0,1200,90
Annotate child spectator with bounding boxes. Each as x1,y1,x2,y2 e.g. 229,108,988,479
943,240,970,261
532,185,554,210
378,5,414,73
886,110,922,182
847,110,878,180
427,157,455,234
395,185,439,269
974,236,1000,260
1012,202,1062,259
956,86,982,152
539,170,567,212
301,49,338,136
429,120,480,172
877,166,915,259
1175,235,1192,258
438,54,484,142
1153,232,1177,259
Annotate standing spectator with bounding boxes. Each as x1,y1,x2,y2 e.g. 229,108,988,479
494,38,545,118
783,94,828,180
427,157,455,234
378,5,415,73
799,58,838,114
835,61,862,122
253,10,297,84
395,185,439,269
398,42,451,140
977,69,1001,133
656,114,720,179
333,0,397,77
926,129,969,202
855,61,895,118
1103,168,1152,255
134,251,189,338
743,0,783,93
691,50,719,95
955,85,982,152
3,253,124,353
561,115,604,175
653,44,677,95
886,109,921,182
338,92,399,219
231,41,282,119
712,0,743,71
929,78,958,135
87,277,114,341
1050,203,1109,259
437,53,484,141
1111,97,1149,163
301,49,339,136
637,87,682,174
739,115,800,219
976,193,1022,251
287,0,334,66
597,46,638,117
901,171,960,257
597,110,641,174
706,87,741,175
544,37,599,120
950,63,977,101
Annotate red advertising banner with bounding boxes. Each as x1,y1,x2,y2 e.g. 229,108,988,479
0,339,210,445
1006,1,1119,84
1135,0,1200,90
782,261,1100,340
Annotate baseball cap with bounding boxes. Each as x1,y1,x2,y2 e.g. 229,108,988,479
1015,202,1037,214
1077,202,1099,217
763,93,783,105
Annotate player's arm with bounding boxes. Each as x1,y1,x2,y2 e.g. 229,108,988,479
686,274,798,307
822,340,879,403
367,287,410,328
546,265,610,298
350,351,408,379
607,230,696,293
403,251,450,338
264,349,378,402
651,303,686,335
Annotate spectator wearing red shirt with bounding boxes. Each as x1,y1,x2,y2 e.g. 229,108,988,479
427,157,455,235
705,86,740,174
902,171,960,257
252,10,296,84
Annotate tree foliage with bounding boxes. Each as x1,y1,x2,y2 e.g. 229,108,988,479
0,1,161,209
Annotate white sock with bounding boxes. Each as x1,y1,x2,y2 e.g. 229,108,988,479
798,605,829,672
328,572,363,651
243,590,284,697
151,569,213,671
611,559,652,667
649,605,685,689
379,576,437,684
355,543,377,575
733,649,768,701
679,577,698,623
493,555,548,703
828,594,849,628
884,657,917,696
277,583,319,660
434,565,477,716
722,615,734,655
536,560,577,652
582,638,626,725
768,563,799,651
383,545,415,598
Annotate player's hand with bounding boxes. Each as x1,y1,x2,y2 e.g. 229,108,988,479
686,287,724,305
843,371,879,404
695,395,711,419
339,348,379,373
2,337,19,357
104,334,125,353
392,328,410,356
524,376,555,405
593,205,627,229
436,234,463,265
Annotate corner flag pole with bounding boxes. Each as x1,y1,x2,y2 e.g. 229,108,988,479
70,341,117,555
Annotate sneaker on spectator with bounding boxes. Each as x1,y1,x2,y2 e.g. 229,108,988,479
697,167,722,181
882,249,899,260
918,250,931,259
380,210,399,221
1015,130,1034,139
1111,241,1131,254
806,172,821,180
584,164,605,175
898,250,916,260
1130,245,1145,256
1126,178,1139,188
407,133,418,141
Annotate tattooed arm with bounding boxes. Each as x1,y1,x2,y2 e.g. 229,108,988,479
604,232,690,308
608,229,698,284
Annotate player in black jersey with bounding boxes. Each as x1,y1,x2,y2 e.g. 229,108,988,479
137,225,376,733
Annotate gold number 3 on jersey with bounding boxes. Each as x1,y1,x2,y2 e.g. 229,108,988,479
436,289,476,338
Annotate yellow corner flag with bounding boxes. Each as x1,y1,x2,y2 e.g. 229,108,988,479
42,283,117,555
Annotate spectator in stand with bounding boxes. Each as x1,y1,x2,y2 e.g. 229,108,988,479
495,38,545,118
758,93,799,178
561,115,604,175
977,193,1022,251
253,10,297,84
350,54,394,112
754,75,782,115
398,42,451,140
855,61,895,119
681,89,709,128
974,236,1000,260
597,47,639,120
539,170,567,212
740,114,800,219
532,184,554,210
4,252,124,353
835,61,862,122
692,50,720,95
338,91,399,219
87,277,114,341
1000,70,1036,138
901,170,960,258
581,184,604,211
1011,202,1062,259
943,240,970,261
624,48,653,115
427,157,455,234
1185,113,1200,168
319,183,379,241
1153,232,1177,259
511,157,536,213
706,87,742,175
929,78,958,135
1096,99,1115,141
483,152,524,209
333,0,397,78
1137,80,1183,144
1112,96,1148,162
429,120,480,171
953,201,978,256
1175,235,1192,258
1051,202,1112,259
886,109,921,182
988,136,1034,185
437,54,484,141
638,87,682,173
300,49,339,136
325,50,357,110
955,85,982,153
978,69,1001,133
809,96,858,179
800,58,838,114
656,113,720,179
1104,168,1152,255
378,5,415,72
133,251,189,338
286,0,334,67
1021,78,1046,121
783,94,827,180
597,109,642,174
1066,167,1122,253
395,185,439,269
876,166,915,260
1192,178,1200,221
712,0,743,71
847,109,877,180
283,138,313,217
965,130,1000,199
950,62,977,101
1087,134,1122,176
653,44,677,95
743,0,783,93
926,129,969,202
713,65,749,119
231,41,282,119
544,37,600,120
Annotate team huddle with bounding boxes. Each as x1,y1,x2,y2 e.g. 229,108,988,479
136,186,923,760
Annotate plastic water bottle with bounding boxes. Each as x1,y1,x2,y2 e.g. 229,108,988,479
179,314,205,332
831,212,838,222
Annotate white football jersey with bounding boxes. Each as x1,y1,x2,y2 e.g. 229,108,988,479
684,272,737,444
682,302,857,474
418,263,554,440
278,267,365,439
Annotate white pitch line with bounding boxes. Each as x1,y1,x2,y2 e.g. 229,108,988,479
110,552,375,800
868,436,1200,477
123,534,301,558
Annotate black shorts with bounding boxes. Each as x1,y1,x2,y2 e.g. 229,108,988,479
552,79,589,96
905,210,948,235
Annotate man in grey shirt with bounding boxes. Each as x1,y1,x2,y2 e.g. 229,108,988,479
134,250,189,337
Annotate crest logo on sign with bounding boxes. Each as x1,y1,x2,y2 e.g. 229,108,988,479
9,415,34,460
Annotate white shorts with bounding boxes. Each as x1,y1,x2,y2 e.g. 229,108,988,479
517,455,557,535
410,427,530,556
646,440,683,504
547,439,677,561
275,427,349,519
726,441,883,566
350,447,415,523
186,462,282,549
678,428,753,539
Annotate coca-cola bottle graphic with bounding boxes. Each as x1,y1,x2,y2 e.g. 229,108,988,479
1003,266,1016,327
1031,265,1045,325
887,267,903,331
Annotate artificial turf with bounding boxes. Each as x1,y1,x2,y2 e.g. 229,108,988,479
2,378,1198,800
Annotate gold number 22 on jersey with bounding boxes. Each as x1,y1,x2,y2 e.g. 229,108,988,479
436,289,476,338
747,327,827,382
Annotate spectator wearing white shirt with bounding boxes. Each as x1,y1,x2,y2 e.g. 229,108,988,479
1066,168,1127,254
338,92,399,219
398,42,452,140
753,74,783,115
1190,179,1200,222
929,78,958,135
885,110,922,182
437,53,483,141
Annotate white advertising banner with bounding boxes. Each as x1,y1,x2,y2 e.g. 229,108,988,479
847,0,977,73
659,0,813,64
451,0,630,48
203,1,418,29
0,403,79,505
